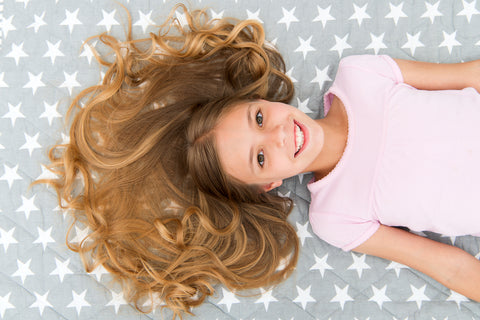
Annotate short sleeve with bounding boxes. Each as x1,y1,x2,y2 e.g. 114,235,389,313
309,210,380,251
324,55,404,115
338,55,404,83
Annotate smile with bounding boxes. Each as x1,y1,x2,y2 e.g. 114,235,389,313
294,120,306,157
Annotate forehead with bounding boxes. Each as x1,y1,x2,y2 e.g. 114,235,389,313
214,102,255,183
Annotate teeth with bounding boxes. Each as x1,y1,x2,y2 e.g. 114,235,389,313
295,124,304,154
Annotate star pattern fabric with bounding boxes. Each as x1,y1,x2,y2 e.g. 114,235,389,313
1,0,480,319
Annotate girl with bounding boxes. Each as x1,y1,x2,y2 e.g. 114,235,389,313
214,55,480,303
39,3,480,319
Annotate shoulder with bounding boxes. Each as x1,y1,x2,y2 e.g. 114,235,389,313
335,55,403,83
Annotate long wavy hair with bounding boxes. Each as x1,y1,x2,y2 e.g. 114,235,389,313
36,4,299,318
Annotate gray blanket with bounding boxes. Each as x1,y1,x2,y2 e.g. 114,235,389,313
1,0,480,319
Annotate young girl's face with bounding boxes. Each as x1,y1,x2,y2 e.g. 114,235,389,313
214,100,325,191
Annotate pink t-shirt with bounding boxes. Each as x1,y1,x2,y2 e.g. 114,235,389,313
307,55,480,251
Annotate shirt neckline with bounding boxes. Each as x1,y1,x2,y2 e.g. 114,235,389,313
308,88,353,190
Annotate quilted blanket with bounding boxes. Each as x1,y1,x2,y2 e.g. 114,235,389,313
1,0,480,319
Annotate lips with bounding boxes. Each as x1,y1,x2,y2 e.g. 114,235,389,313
294,120,307,157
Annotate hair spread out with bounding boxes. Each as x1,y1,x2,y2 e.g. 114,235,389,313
36,4,299,318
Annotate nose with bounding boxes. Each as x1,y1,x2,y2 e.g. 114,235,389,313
268,124,286,148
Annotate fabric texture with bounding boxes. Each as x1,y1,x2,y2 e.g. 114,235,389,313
308,54,480,251
3,0,480,319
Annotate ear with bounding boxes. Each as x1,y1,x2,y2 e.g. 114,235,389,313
261,180,283,192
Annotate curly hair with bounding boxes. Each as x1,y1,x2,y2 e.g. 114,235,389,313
36,4,299,318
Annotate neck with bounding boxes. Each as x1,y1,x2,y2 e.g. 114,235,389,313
309,101,348,181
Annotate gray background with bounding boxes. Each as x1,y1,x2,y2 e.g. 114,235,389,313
1,0,480,319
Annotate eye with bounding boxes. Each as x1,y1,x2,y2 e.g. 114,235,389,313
257,150,265,167
255,110,263,127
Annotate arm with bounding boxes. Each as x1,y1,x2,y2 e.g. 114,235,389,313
393,58,480,92
354,225,480,302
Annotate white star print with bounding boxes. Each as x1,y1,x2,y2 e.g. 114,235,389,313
440,31,461,54
366,33,387,54
0,227,18,252
34,227,55,251
313,5,334,28
71,225,93,245
6,42,29,66
293,285,315,309
295,36,315,59
134,10,154,33
23,72,45,95
310,253,333,277
43,40,65,64
347,253,371,277
402,32,424,56
277,254,295,275
385,260,409,277
218,288,240,312
277,189,291,198
0,15,17,39
0,164,23,189
278,7,299,31
246,9,263,23
97,10,120,32
422,1,443,23
12,259,35,284
4,1,480,318
385,3,408,25
446,290,469,307
255,288,278,311
80,40,97,64
0,292,15,318
457,0,480,22
407,284,430,308
330,285,353,310
89,263,110,281
16,195,39,219
331,34,352,58
349,3,371,27
30,291,53,316
106,290,128,314
448,235,457,245
50,257,73,282
297,98,313,114
295,221,313,245
437,233,456,245
210,9,224,19
60,71,81,95
36,164,59,181
141,292,164,313
20,133,42,157
286,67,297,83
40,101,62,126
27,12,47,33
67,290,91,316
175,11,189,28
61,132,70,144
311,65,331,90
2,103,25,127
0,72,7,88
369,285,391,309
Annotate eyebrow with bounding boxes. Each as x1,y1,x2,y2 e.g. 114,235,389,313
247,104,255,174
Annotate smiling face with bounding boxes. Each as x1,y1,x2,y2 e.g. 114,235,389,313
214,99,325,191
